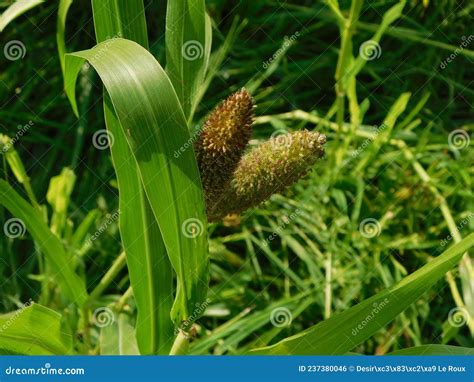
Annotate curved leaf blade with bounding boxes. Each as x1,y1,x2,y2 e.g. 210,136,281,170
387,345,474,356
0,180,87,305
250,233,474,355
165,0,210,121
89,0,174,354
64,38,209,327
0,0,43,32
0,304,72,355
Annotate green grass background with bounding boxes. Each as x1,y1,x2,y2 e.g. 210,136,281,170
0,0,472,354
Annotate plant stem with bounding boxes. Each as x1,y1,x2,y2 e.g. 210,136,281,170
324,252,332,319
87,252,127,304
169,331,190,355
115,286,133,312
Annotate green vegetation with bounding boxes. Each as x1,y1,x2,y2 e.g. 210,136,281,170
0,0,472,356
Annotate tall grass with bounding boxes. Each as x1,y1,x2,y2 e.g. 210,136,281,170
0,0,472,355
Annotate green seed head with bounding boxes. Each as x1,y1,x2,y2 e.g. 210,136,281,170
195,88,255,215
209,130,326,221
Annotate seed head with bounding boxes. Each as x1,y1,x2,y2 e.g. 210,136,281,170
208,130,326,221
195,88,255,216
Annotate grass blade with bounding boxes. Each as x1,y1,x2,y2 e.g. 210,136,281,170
100,313,140,355
0,0,43,32
0,180,87,305
165,0,210,121
387,345,474,356
0,303,72,355
91,0,148,48
56,0,73,76
64,38,209,330
103,96,174,354
250,233,474,355
87,0,174,354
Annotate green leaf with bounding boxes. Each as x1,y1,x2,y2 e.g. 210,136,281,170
249,233,474,355
64,38,209,330
56,0,73,76
0,180,87,305
86,0,174,355
346,0,406,82
46,167,76,236
355,92,411,173
56,0,74,78
387,345,474,356
100,313,139,355
165,0,211,121
0,303,72,355
0,0,43,32
91,0,148,48
103,95,174,354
